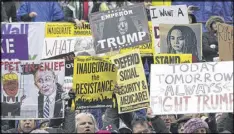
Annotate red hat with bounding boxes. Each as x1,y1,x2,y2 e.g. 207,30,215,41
96,130,111,134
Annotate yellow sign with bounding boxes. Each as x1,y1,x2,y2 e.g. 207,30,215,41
120,22,154,55
154,54,192,64
72,56,117,109
45,22,91,37
110,50,150,114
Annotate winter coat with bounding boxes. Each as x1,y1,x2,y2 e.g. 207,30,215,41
63,1,93,22
2,1,17,22
1,2,8,22
17,2,64,22
217,113,233,133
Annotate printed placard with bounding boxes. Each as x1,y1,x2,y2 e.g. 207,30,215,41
110,50,150,113
150,62,233,115
1,59,65,119
154,54,192,64
150,5,189,53
45,23,91,37
90,3,151,54
72,56,117,109
160,24,202,61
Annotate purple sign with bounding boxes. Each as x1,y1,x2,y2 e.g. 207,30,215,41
1,34,29,60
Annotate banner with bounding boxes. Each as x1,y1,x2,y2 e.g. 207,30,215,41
159,24,202,61
90,4,151,54
1,22,46,60
154,54,192,64
45,22,91,37
1,34,28,60
217,23,233,61
150,5,189,53
1,59,65,119
150,62,233,115
120,21,154,55
72,56,117,109
110,50,150,113
45,52,75,76
43,23,94,59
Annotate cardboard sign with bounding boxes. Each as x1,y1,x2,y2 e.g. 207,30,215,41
110,50,150,113
160,24,202,61
154,54,192,64
90,4,151,54
150,5,189,53
217,23,233,61
1,34,28,60
72,56,117,109
150,62,233,115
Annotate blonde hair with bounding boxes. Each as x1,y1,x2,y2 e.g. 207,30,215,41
2,72,18,82
75,112,99,133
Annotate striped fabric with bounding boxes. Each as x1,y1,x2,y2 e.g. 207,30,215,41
43,97,50,118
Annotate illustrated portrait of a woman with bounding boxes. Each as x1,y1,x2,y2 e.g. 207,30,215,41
166,26,199,62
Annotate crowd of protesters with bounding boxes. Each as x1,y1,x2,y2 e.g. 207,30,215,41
1,0,233,133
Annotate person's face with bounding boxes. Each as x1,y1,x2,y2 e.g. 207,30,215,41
178,122,186,133
194,128,207,133
133,123,151,133
77,115,95,133
170,29,185,52
211,22,218,31
189,15,193,24
34,70,56,96
19,120,35,133
3,79,19,97
160,115,176,130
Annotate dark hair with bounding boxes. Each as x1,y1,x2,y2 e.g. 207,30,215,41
188,14,197,23
131,117,149,130
167,25,199,60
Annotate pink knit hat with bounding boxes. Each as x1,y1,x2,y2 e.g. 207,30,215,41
184,118,209,133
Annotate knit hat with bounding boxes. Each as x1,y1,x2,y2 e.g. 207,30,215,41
205,16,225,32
184,118,209,133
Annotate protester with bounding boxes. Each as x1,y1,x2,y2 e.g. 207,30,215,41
75,112,99,133
175,115,192,133
1,2,9,22
202,16,225,61
2,1,17,22
17,1,64,22
1,120,38,133
63,1,94,27
99,1,133,11
217,113,233,133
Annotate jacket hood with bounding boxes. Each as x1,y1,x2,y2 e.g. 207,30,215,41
205,16,225,32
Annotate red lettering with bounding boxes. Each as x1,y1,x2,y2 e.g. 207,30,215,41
163,96,172,112
203,95,211,111
229,93,233,110
210,94,219,110
196,95,202,112
220,93,228,110
54,62,59,71
59,61,65,70
183,96,191,111
175,97,182,112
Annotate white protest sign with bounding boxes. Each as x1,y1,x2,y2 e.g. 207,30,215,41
150,5,189,53
150,61,233,115
42,37,76,59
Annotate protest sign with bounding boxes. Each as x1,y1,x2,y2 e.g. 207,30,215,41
63,76,73,92
154,54,192,64
160,24,202,61
45,52,75,76
89,3,151,54
110,51,150,113
217,23,233,61
120,21,154,55
45,22,91,37
1,22,46,60
150,5,189,53
73,56,117,109
1,59,65,119
150,61,233,115
1,34,28,60
43,23,95,59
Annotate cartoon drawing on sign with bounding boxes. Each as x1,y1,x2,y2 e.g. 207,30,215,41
74,37,95,56
166,26,199,61
33,68,64,118
2,72,25,117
